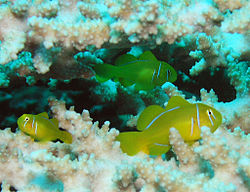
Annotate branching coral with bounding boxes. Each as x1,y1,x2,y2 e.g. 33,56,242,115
0,5,26,65
221,0,250,33
194,127,249,191
213,0,248,12
0,0,249,191
0,0,249,95
0,97,249,191
188,31,249,97
0,98,123,191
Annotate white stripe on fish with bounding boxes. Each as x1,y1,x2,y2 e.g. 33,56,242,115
145,106,180,130
151,70,156,83
35,121,38,135
32,117,35,129
167,69,171,81
23,120,28,129
196,104,201,130
154,143,169,147
208,113,214,126
157,62,162,79
119,60,150,66
211,111,216,119
191,117,194,136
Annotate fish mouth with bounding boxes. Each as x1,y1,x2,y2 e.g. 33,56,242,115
17,116,26,131
17,118,22,128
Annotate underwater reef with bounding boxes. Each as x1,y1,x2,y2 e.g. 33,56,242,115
0,0,249,191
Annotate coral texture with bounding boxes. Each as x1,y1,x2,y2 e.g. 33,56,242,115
0,0,249,191
0,98,249,191
0,0,249,90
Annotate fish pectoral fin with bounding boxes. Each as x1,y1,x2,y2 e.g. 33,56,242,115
148,143,171,156
137,105,165,131
135,69,154,90
139,51,158,61
37,112,49,119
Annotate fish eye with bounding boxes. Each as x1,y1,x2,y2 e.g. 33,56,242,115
167,69,171,76
166,69,171,81
24,117,29,121
207,109,214,117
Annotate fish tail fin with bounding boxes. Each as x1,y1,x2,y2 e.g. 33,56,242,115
59,131,73,144
116,132,145,156
93,64,116,82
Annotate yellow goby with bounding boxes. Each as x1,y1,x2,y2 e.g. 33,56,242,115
17,112,72,144
94,51,177,91
116,96,222,156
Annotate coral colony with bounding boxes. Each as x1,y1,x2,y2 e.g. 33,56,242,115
0,0,249,191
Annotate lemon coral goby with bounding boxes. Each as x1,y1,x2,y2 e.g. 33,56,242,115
17,112,72,144
93,51,177,91
116,96,222,156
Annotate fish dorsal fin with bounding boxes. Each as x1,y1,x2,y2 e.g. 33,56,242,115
139,51,158,61
165,96,190,110
50,118,59,128
37,112,49,119
137,105,165,131
115,54,137,66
